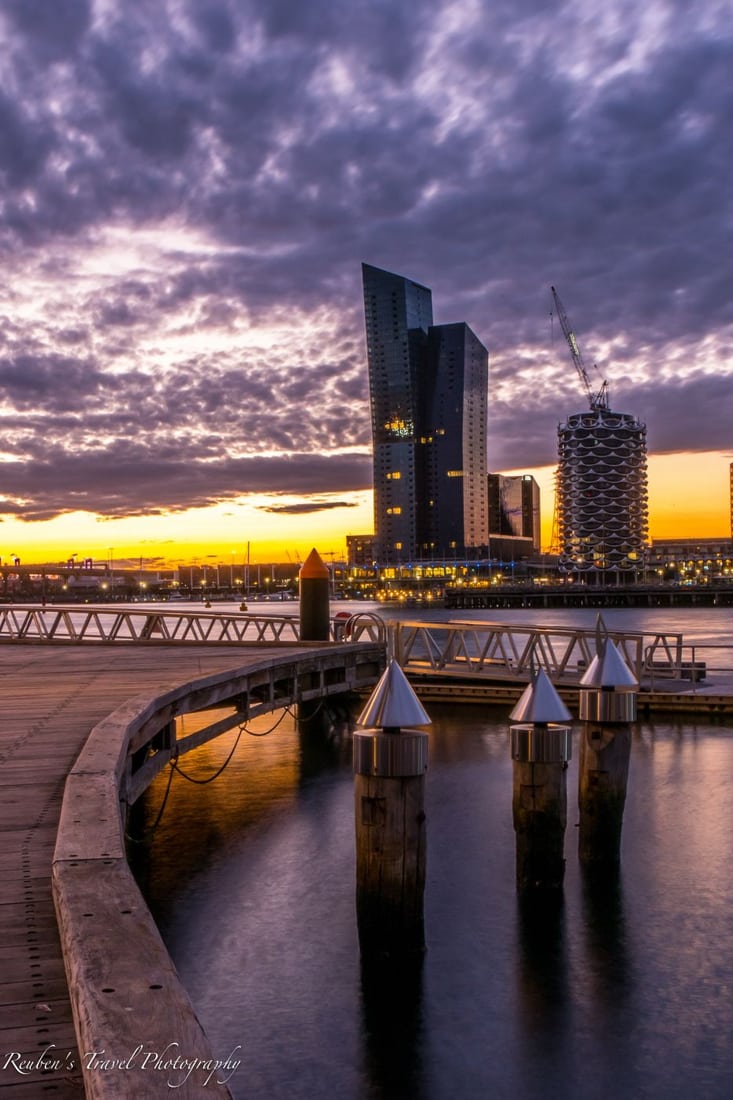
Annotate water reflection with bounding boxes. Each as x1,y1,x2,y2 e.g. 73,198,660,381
130,701,733,1100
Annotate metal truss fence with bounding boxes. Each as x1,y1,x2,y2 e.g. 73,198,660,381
0,605,692,681
390,619,686,682
0,605,389,647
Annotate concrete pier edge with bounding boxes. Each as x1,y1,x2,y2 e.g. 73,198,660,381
51,643,384,1099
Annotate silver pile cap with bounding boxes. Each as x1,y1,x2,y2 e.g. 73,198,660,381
354,659,430,778
579,616,638,723
510,668,572,725
579,641,638,690
509,668,572,764
356,658,431,730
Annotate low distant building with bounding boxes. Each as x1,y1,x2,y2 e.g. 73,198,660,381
648,537,733,583
346,534,378,569
488,473,541,551
487,535,535,572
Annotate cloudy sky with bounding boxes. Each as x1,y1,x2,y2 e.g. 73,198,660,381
1,0,732,562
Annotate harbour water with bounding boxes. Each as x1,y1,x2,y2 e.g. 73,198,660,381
130,605,733,1099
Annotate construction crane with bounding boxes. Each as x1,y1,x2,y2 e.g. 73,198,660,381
550,286,609,412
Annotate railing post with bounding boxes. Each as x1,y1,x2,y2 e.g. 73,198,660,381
389,621,402,665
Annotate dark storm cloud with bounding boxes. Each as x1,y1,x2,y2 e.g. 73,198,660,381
260,500,358,516
0,0,731,522
1,447,371,522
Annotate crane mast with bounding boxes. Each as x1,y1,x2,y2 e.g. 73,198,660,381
550,286,608,412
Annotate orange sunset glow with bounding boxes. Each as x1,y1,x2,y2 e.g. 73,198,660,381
1,450,730,569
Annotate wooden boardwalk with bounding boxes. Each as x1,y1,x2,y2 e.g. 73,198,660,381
0,644,289,1098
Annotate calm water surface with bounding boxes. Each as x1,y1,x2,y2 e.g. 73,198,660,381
131,607,733,1099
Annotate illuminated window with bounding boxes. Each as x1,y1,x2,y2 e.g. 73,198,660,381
385,471,401,480
394,542,403,550
383,418,412,438
447,470,464,478
386,507,402,515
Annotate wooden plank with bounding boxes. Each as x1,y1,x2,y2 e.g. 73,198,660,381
0,975,73,1007
0,996,74,1029
0,1076,84,1098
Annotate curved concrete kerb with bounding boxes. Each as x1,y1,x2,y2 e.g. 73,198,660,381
51,642,385,1099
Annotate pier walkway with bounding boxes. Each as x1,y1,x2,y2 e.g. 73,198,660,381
0,642,382,1098
2,610,732,1095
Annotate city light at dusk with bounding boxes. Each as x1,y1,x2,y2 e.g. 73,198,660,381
1,2,732,566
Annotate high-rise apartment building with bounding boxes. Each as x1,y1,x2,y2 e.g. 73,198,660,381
362,264,433,563
362,264,489,563
422,323,489,556
488,473,541,551
556,407,648,581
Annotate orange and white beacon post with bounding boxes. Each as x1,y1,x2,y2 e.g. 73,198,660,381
299,548,331,642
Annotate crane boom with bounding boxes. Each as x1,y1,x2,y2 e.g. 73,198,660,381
550,286,608,411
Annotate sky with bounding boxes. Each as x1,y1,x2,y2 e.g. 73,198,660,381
1,0,732,567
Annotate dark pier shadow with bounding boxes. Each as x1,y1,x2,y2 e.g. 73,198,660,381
359,954,426,1100
580,862,631,1016
516,890,570,1021
514,888,577,1099
297,697,355,779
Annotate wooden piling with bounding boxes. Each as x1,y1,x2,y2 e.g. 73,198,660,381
353,660,430,958
577,631,638,865
354,759,427,957
577,720,632,864
512,755,568,891
509,670,572,893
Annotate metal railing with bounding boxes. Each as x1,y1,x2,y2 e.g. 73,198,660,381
0,604,711,685
391,619,687,683
0,605,296,645
0,604,390,648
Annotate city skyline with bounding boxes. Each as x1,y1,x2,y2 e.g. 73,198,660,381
1,1,732,566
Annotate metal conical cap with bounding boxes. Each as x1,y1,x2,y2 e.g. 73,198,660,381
357,658,431,730
510,668,572,724
580,640,638,689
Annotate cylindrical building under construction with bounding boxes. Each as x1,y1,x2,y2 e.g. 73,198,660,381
556,407,648,583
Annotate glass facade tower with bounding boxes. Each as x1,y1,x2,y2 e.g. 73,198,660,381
488,473,541,551
362,263,433,563
423,323,489,556
362,264,489,563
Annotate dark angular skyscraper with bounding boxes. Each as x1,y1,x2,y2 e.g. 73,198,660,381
362,263,433,563
422,323,488,556
362,263,488,563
